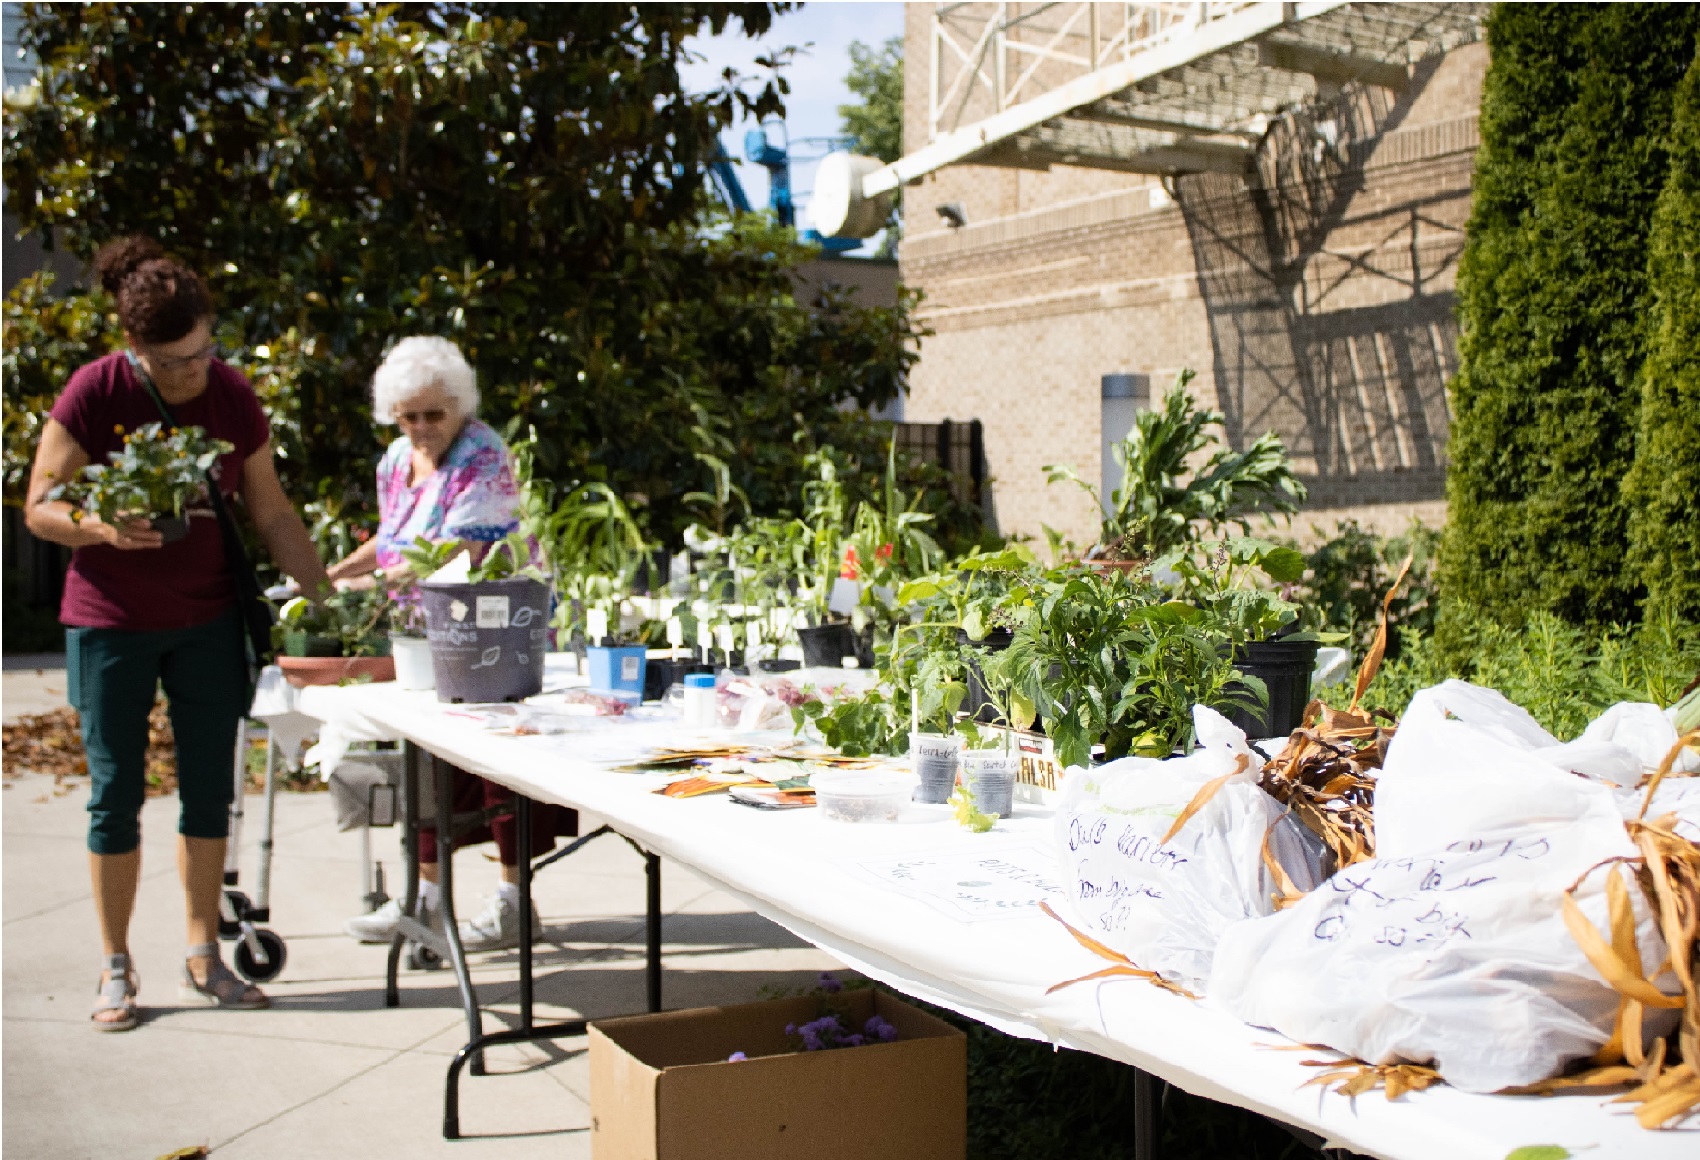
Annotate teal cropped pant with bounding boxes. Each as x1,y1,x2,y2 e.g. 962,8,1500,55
67,608,250,855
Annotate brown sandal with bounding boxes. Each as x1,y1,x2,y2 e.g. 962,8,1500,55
179,944,268,1010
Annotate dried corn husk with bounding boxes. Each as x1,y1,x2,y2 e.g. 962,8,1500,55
1505,732,1700,1128
1039,902,1198,1000
1252,555,1410,872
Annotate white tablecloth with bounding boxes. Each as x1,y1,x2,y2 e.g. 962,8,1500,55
301,680,1692,1160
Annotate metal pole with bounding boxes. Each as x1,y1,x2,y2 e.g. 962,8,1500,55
224,721,246,883
645,853,662,1013
385,741,420,1008
436,757,485,1074
1133,1067,1162,1160
255,724,277,911
516,793,534,1034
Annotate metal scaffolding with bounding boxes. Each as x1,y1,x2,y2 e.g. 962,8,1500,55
868,2,1486,194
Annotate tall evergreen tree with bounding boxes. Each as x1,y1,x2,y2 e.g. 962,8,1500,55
1439,4,1700,645
1624,49,1700,626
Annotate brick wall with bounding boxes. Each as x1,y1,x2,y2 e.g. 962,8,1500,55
899,20,1489,549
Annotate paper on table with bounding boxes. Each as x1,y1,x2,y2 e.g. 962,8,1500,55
843,842,1066,922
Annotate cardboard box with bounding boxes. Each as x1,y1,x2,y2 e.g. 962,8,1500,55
589,990,966,1160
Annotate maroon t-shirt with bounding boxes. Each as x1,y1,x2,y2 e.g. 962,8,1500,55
50,352,271,630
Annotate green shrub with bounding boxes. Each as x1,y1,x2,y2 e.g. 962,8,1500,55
1440,4,1700,644
1339,609,1700,740
1293,519,1440,659
1624,48,1700,625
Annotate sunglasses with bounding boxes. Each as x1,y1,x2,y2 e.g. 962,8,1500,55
398,408,449,424
150,340,221,371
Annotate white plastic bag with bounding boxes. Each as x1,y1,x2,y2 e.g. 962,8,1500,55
1378,680,1698,858
1210,820,1671,1092
1379,681,1629,857
1052,706,1325,990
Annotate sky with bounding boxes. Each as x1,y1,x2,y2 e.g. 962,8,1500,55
680,1,906,254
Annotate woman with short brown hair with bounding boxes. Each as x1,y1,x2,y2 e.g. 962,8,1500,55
25,236,329,1030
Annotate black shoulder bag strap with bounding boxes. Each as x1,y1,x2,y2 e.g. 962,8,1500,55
128,352,275,674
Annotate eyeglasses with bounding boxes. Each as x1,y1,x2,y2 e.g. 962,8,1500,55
398,408,449,424
150,340,220,371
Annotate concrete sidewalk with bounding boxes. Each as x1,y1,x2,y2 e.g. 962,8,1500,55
3,665,841,1160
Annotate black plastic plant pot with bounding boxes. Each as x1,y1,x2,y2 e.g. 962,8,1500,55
421,577,549,704
644,656,713,703
958,628,1015,725
798,623,858,668
1224,638,1320,739
152,515,189,544
281,629,341,658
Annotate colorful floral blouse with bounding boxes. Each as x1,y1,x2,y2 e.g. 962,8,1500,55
373,418,520,571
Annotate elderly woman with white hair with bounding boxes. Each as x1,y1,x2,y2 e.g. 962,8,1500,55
326,336,519,585
328,336,566,951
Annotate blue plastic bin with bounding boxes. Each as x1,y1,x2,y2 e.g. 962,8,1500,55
587,646,647,701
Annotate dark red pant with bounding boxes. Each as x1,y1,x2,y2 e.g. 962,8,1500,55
417,767,577,865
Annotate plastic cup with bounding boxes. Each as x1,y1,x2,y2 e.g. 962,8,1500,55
960,748,1019,818
909,731,963,804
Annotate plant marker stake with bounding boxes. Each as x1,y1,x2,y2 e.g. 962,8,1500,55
912,688,919,735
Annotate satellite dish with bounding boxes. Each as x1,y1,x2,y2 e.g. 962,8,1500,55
810,152,894,240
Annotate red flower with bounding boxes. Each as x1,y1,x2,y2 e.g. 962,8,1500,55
876,542,893,562
840,545,860,579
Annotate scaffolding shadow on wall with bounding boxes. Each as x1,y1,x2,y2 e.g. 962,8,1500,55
1172,58,1463,511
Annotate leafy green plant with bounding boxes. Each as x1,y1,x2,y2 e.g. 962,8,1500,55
1044,371,1305,559
791,685,911,757
47,421,233,525
275,588,391,658
397,536,462,582
1156,537,1308,645
982,568,1252,768
468,530,545,585
1292,519,1440,657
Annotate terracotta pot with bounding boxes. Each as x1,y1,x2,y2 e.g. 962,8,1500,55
276,655,396,688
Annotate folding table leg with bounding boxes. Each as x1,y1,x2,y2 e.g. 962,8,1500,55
434,753,486,1074
384,741,422,1008
1133,1067,1163,1160
444,790,585,1140
646,852,662,1013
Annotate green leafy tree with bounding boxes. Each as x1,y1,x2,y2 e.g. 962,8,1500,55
1439,4,1700,645
5,4,964,556
839,36,903,164
1623,48,1700,625
838,34,903,250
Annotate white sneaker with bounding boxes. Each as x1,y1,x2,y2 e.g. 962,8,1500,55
345,897,442,944
457,894,545,952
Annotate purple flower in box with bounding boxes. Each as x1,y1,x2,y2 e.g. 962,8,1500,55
727,1051,747,1062
865,1015,899,1043
816,971,843,994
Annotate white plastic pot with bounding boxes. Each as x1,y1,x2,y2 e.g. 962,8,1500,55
390,634,436,691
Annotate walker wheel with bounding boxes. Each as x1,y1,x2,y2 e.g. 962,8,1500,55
218,890,251,941
234,929,287,983
407,943,443,971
